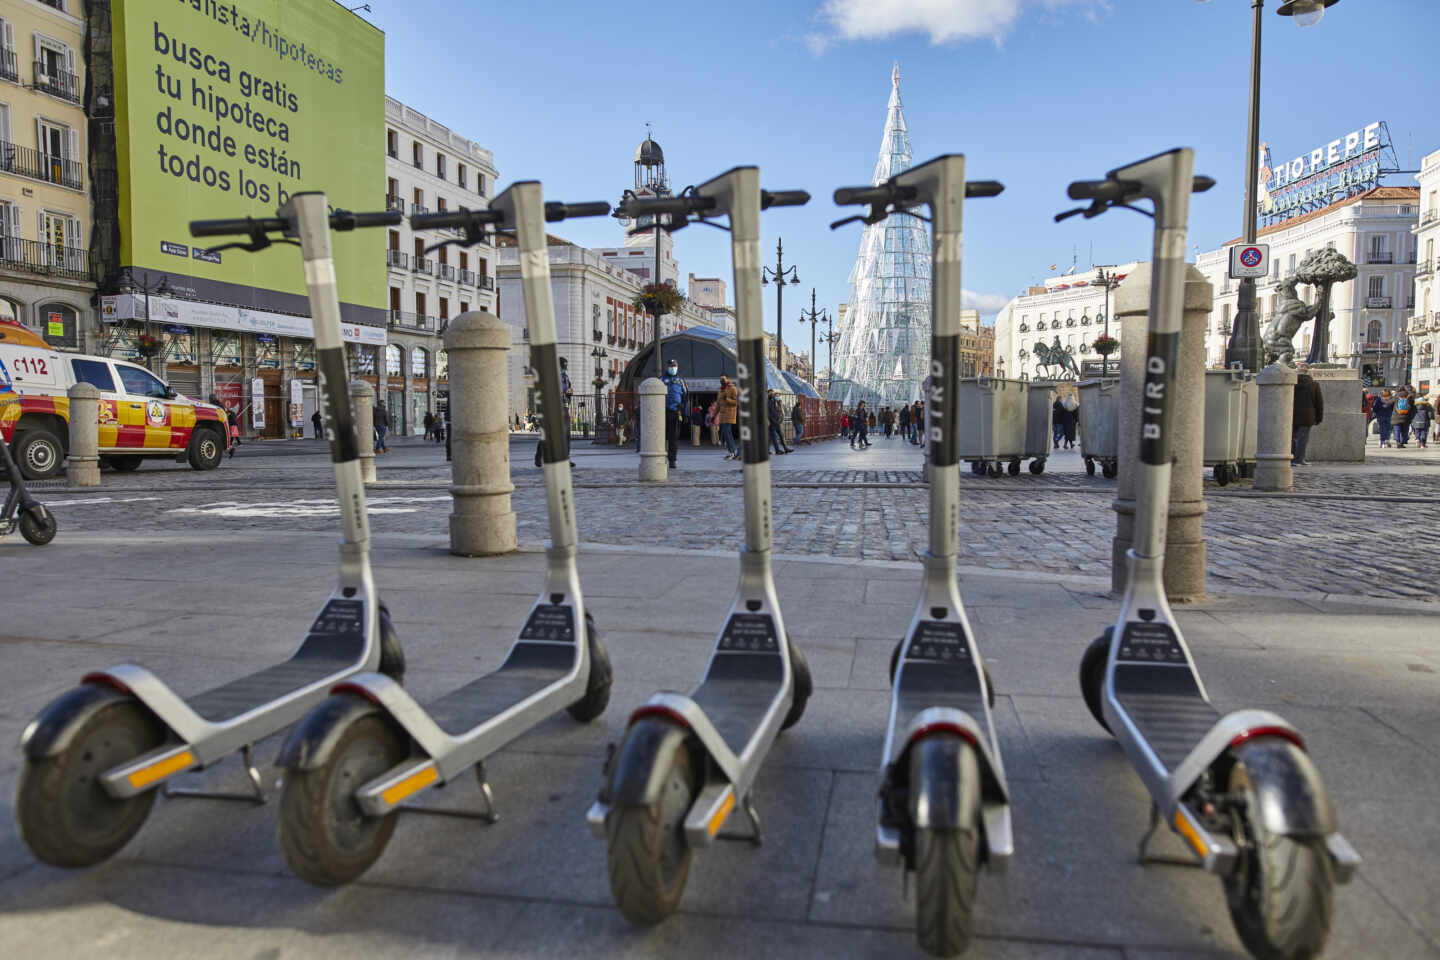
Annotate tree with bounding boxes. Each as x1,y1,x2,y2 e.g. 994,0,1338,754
1294,249,1357,365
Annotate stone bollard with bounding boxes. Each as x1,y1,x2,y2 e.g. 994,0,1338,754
638,377,668,483
65,382,101,487
445,311,517,556
1111,264,1209,601
348,380,377,484
1253,362,1297,492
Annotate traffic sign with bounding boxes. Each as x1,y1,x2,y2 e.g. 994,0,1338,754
1228,243,1270,279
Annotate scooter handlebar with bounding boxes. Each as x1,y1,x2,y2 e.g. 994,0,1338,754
833,185,893,206
620,195,716,218
965,180,1005,198
409,208,505,231
330,210,404,231
761,189,810,209
189,216,285,238
544,200,611,222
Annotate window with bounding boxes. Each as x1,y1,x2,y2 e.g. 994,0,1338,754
477,173,486,196
411,347,427,378
389,287,401,313
386,129,398,158
71,358,115,392
0,296,17,325
413,236,424,260
458,163,467,189
385,344,402,376
459,251,468,271
33,35,77,103
386,176,399,203
415,291,426,321
412,141,423,169
1368,276,1384,298
459,301,469,314
436,349,448,380
439,297,449,320
435,153,446,178
437,196,446,213
116,363,168,398
1287,253,1296,275
352,344,376,375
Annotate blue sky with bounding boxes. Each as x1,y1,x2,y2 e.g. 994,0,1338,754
366,0,1439,361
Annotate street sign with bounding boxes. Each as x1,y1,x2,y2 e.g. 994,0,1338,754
1228,243,1269,279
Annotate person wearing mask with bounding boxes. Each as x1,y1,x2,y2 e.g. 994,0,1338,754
715,375,739,460
1291,361,1324,466
766,389,792,455
662,359,687,469
1410,393,1434,449
1391,386,1414,448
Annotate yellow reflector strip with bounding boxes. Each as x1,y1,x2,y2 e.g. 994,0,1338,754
381,765,438,807
707,792,735,836
127,750,195,789
1173,810,1208,858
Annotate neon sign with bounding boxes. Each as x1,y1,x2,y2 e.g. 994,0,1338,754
1259,122,1393,226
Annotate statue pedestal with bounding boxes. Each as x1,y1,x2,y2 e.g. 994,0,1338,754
1304,365,1366,462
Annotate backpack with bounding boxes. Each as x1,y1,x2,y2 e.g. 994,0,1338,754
1395,395,1411,416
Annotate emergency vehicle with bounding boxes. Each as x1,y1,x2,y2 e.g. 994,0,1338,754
0,319,229,479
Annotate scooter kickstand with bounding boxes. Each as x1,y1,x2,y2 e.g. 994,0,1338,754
742,792,763,847
163,744,267,805
475,762,500,824
1138,803,1202,869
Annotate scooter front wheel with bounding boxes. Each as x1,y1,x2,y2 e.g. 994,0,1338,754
910,734,982,958
781,636,812,730
1078,631,1112,735
1223,753,1334,960
15,698,164,867
567,611,613,722
605,718,696,925
277,712,407,887
19,506,57,546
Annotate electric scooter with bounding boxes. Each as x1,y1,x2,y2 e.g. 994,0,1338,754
832,156,1008,958
586,167,811,924
14,194,405,868
1062,148,1359,960
271,182,615,887
0,418,56,545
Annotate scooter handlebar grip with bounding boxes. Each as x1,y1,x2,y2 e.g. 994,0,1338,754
1066,180,1107,201
332,210,403,230
965,180,1004,198
544,201,612,222
761,190,811,209
1193,175,1217,193
833,185,888,206
188,216,284,237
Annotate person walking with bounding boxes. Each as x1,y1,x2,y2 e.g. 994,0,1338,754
766,389,792,455
855,401,872,448
374,402,390,454
662,359,687,469
1372,389,1394,448
422,410,435,441
1291,362,1324,466
911,400,924,445
898,402,911,442
614,404,629,446
1052,397,1067,448
1060,392,1079,450
791,399,804,446
1410,393,1434,449
715,374,739,460
840,411,850,442
707,399,719,446
312,409,324,439
1391,387,1414,448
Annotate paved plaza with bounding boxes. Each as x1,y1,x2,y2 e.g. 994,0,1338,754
0,435,1436,959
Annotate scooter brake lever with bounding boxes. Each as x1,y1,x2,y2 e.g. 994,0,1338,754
829,213,866,230
1053,207,1086,223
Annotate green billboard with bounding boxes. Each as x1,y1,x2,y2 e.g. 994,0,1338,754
113,0,385,325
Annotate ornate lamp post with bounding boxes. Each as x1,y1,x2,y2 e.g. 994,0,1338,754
122,268,171,372
761,238,800,369
1199,0,1343,372
1092,266,1120,376
591,343,608,438
799,287,827,388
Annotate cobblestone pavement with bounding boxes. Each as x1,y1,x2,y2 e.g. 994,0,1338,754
26,439,1440,603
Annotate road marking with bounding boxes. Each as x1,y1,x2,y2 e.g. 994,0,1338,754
169,495,451,519
45,497,164,507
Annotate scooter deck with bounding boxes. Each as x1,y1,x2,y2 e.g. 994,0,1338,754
427,642,576,735
190,599,367,723
691,613,784,754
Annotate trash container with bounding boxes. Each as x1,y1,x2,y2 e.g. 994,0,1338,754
1077,377,1121,478
1203,366,1256,485
957,377,1028,477
1023,379,1058,474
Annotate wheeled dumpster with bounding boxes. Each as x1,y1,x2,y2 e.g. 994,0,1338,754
1076,377,1121,478
1203,366,1257,485
958,377,1028,477
1023,380,1058,474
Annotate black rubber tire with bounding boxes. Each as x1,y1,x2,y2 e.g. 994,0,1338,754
1215,463,1231,486
567,611,613,722
19,505,57,545
377,603,406,684
277,712,408,887
970,460,985,476
15,699,165,867
1079,630,1112,734
1223,757,1335,960
13,429,63,481
187,427,224,471
1085,457,1096,476
781,636,812,730
107,455,143,472
1028,458,1045,475
1007,459,1020,476
605,725,696,925
1102,462,1118,479
911,736,982,958
1238,460,1254,479
986,462,1000,478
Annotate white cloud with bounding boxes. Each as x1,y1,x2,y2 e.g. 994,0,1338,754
813,0,1102,47
963,290,1011,314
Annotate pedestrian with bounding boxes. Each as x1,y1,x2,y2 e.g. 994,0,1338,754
374,402,390,454
911,400,924,444
855,401,871,448
868,410,877,433
767,389,792,455
1372,389,1394,447
1291,361,1324,466
715,374,739,460
1391,386,1414,449
1052,397,1066,448
1411,393,1434,449
535,356,577,467
662,358,687,469
312,409,324,439
690,403,704,446
841,411,850,441
791,399,804,445
707,400,719,446
882,406,893,438
614,404,629,446
898,403,911,442
443,402,452,461
423,410,435,441
1060,392,1079,449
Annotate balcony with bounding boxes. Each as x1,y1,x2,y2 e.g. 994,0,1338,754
1418,260,1434,278
0,49,17,84
410,203,429,217
385,194,405,213
33,61,80,104
459,269,476,285
387,145,398,159
0,141,83,190
412,156,423,170
1366,296,1393,309
386,250,408,270
0,238,90,281
388,310,415,328
1367,252,1394,264
479,275,494,290
437,264,456,281
412,257,432,276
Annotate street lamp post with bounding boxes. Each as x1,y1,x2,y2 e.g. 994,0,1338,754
124,268,171,373
615,189,666,378
1093,266,1120,377
799,288,827,388
1209,0,1342,372
762,238,799,370
591,343,608,439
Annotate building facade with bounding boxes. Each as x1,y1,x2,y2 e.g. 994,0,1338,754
1410,150,1440,393
0,0,94,353
994,265,1139,380
1195,186,1418,377
381,97,497,435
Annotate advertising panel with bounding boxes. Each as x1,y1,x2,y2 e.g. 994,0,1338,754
112,0,385,327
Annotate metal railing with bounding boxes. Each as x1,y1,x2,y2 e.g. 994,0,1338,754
386,250,408,269
412,257,432,275
459,269,476,285
1367,252,1394,264
33,61,80,103
437,264,456,281
1418,261,1434,278
386,194,405,213
389,310,415,328
410,202,430,217
479,275,494,290
0,140,83,190
0,49,17,84
1366,296,1393,309
0,238,90,280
